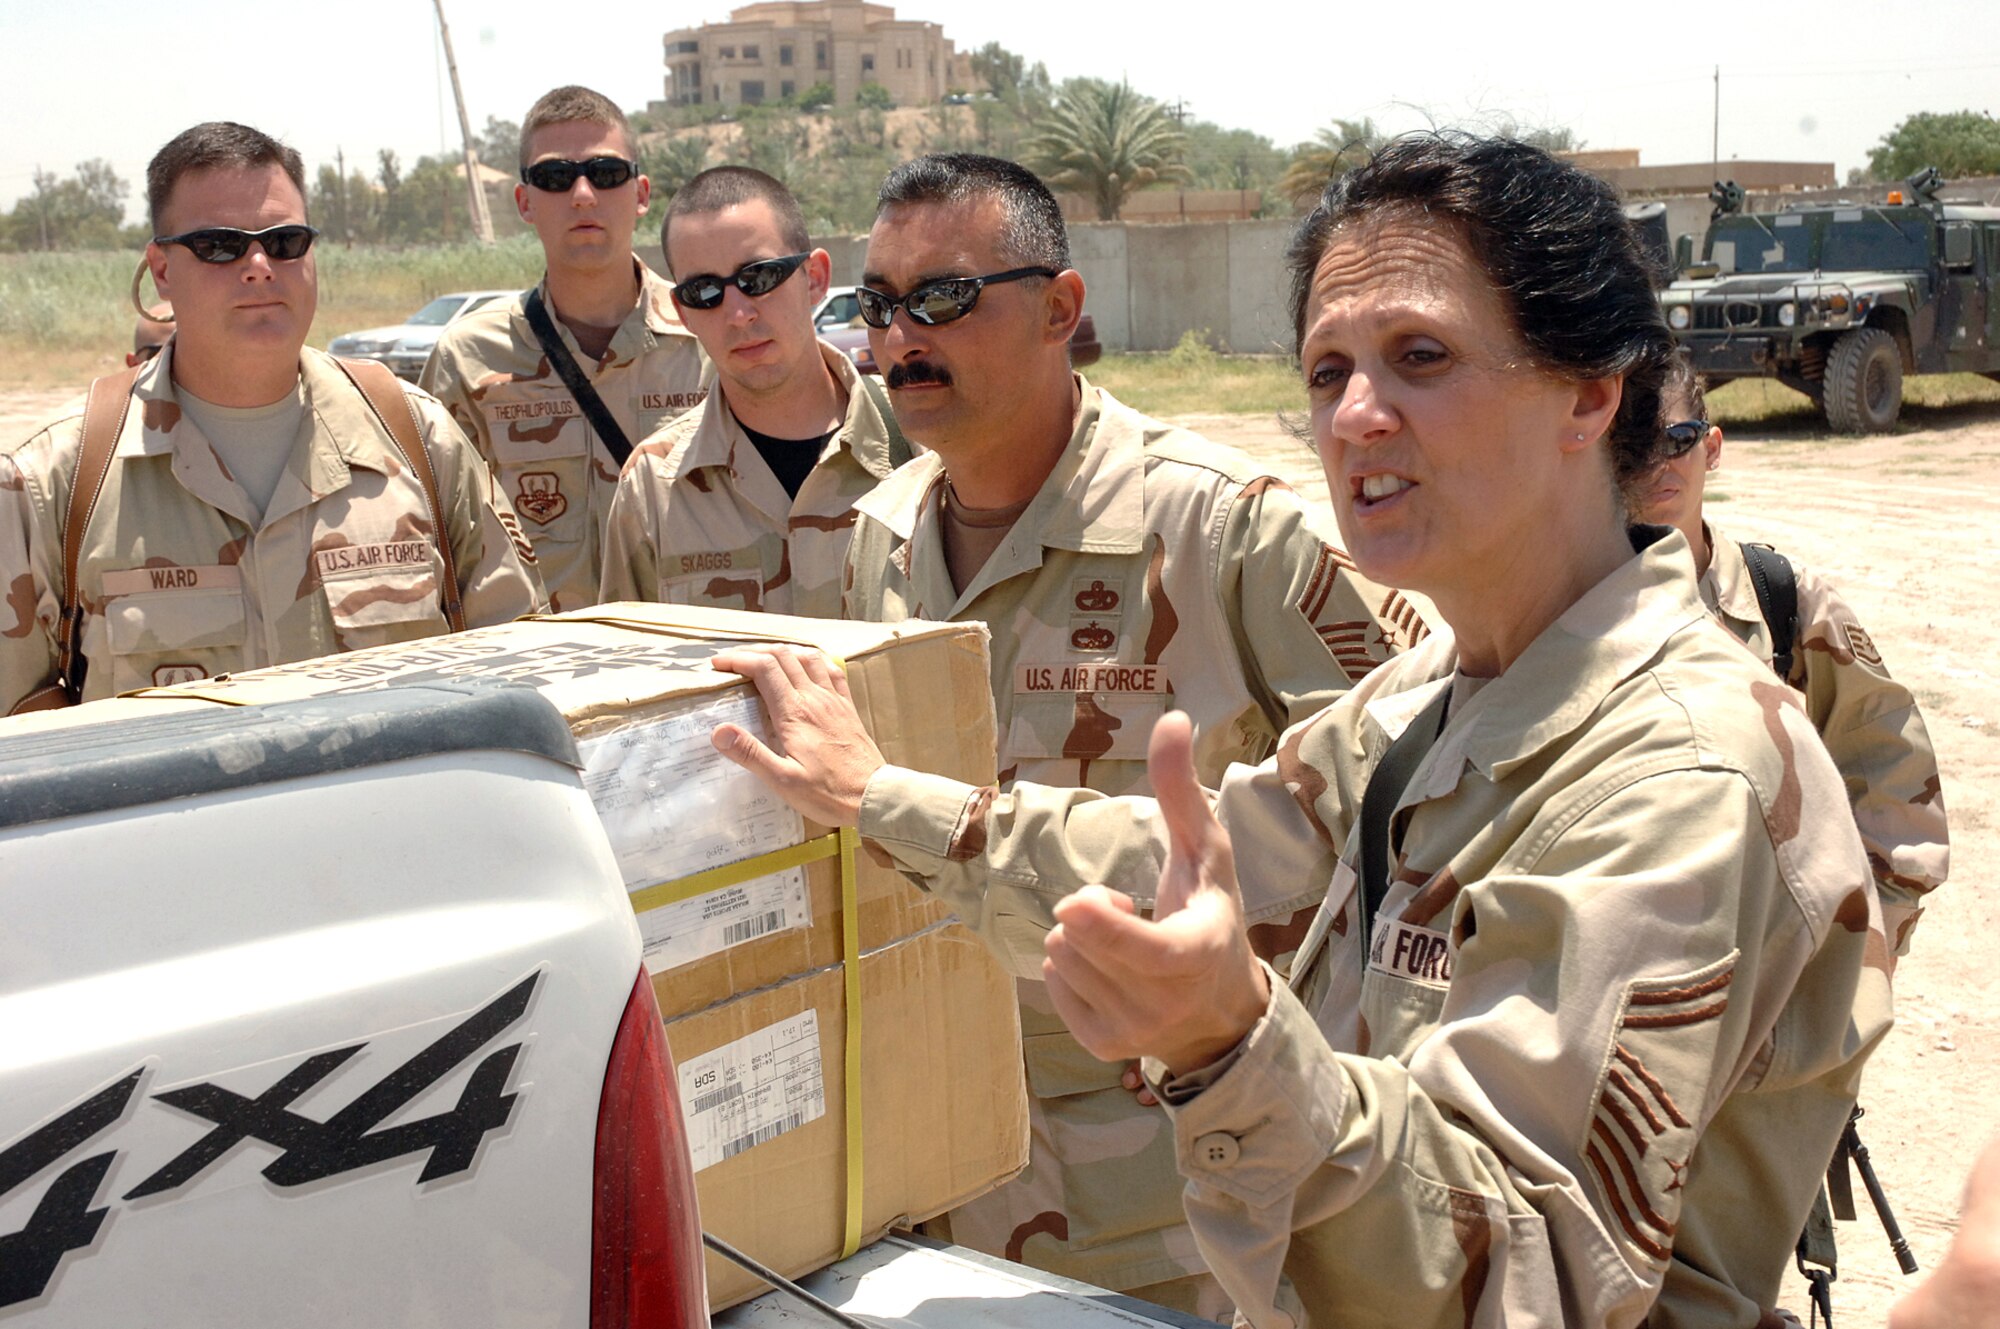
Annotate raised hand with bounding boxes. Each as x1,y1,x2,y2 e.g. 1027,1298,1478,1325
709,644,886,828
1043,711,1271,1078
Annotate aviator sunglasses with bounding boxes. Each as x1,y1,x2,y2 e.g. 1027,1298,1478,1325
151,224,320,264
520,156,636,193
1662,419,1712,460
855,266,1058,329
672,253,810,310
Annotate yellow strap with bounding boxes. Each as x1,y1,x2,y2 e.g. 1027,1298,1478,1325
628,825,865,1258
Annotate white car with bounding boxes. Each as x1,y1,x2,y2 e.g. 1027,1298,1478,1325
328,289,521,381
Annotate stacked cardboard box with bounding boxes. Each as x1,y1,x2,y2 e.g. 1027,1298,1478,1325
14,603,1028,1309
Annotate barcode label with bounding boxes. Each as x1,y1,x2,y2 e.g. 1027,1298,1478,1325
721,910,787,947
676,1011,826,1172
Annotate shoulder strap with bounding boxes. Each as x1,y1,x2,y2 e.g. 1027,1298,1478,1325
858,373,912,470
335,357,466,632
38,363,146,706
1356,687,1452,958
1738,542,1799,679
523,285,634,469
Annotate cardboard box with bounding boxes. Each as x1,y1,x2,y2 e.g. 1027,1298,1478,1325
5,604,1030,1307
669,918,1028,1308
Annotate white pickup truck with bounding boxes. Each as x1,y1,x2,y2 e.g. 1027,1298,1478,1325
0,685,1200,1329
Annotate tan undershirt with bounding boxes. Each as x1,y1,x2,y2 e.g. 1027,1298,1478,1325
180,384,307,526
940,480,1035,596
562,316,624,363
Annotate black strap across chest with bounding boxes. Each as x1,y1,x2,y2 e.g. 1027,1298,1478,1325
523,286,633,469
1356,687,1453,954
1738,541,1800,678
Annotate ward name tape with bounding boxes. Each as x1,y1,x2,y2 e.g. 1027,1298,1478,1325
676,1010,828,1172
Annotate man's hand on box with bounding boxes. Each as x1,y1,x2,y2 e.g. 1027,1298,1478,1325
710,645,885,828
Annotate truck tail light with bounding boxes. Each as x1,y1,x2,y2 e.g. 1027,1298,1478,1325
592,971,709,1329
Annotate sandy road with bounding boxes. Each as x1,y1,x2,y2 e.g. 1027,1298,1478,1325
4,381,1996,1324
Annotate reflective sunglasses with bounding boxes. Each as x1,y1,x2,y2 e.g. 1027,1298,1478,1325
672,253,810,310
1663,419,1711,459
855,266,1058,329
152,224,320,264
520,156,636,193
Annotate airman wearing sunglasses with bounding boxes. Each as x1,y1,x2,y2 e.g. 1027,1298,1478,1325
599,167,905,615
702,153,1425,1317
421,85,709,612
1628,352,1948,957
0,121,545,714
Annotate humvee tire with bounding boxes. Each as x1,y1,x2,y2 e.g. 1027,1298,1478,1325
1824,328,1903,434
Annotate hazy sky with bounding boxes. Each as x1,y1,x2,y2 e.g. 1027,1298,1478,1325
3,0,1996,222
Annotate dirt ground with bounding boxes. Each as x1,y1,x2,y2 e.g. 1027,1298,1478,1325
3,383,1995,1324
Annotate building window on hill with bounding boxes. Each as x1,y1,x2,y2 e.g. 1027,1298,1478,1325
780,43,793,66
742,80,765,104
743,44,760,61
782,80,795,99
816,41,827,68
720,45,735,59
861,53,874,72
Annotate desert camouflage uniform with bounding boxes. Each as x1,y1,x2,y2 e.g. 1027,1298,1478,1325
847,380,1425,1301
599,342,901,617
0,346,546,712
420,259,708,612
1702,525,1948,957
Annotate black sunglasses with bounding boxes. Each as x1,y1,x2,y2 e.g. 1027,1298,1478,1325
1663,419,1711,459
672,253,810,310
152,224,320,264
855,267,1058,329
521,156,636,193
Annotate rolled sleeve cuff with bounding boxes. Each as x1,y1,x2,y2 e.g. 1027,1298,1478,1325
856,765,989,877
1151,969,1350,1209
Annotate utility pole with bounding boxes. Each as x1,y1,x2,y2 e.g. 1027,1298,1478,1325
335,147,349,246
431,0,495,244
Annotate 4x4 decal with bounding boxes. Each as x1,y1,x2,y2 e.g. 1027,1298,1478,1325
0,973,538,1309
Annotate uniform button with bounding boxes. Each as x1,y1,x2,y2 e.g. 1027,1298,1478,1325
1193,1132,1241,1167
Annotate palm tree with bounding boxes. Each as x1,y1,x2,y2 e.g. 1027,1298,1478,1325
1022,81,1191,222
1279,118,1386,207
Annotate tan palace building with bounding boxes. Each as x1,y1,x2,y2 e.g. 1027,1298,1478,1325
663,1,974,108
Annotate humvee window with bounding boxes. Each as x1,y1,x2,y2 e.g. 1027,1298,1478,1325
1823,212,1932,272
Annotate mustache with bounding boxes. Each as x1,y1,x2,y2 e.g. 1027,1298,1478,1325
886,359,952,390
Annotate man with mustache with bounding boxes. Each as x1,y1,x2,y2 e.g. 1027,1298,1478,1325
599,167,905,615
422,85,708,612
708,153,1422,1317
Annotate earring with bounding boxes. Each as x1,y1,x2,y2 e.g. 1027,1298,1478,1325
1574,432,1587,441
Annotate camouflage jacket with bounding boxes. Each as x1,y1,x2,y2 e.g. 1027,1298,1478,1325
1141,530,1891,1329
599,342,903,617
1703,525,1948,955
419,259,709,612
0,347,546,712
848,381,1424,1294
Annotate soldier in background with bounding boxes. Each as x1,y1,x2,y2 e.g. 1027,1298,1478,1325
706,153,1418,1319
128,302,173,366
600,167,904,615
1629,351,1949,955
1,121,543,714
422,84,708,612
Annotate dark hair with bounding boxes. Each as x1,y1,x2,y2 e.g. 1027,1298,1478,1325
1660,347,1707,422
1287,133,1675,487
520,85,633,170
661,167,811,274
147,122,307,233
875,153,1070,271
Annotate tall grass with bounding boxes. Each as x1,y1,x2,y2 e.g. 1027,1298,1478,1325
0,238,550,387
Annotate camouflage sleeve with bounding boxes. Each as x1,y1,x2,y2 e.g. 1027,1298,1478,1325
1217,476,1422,729
1156,770,1877,1328
1790,563,1948,952
857,733,1339,980
598,458,665,605
416,337,494,472
0,448,59,712
410,391,548,625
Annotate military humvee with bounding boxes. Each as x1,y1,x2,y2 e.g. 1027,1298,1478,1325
1659,169,2000,432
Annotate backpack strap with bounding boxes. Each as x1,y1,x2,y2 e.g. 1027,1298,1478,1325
522,285,634,470
1738,542,1799,679
335,357,466,632
858,373,912,470
1356,687,1452,959
9,362,146,713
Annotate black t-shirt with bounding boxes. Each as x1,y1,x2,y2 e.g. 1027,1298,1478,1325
743,425,834,501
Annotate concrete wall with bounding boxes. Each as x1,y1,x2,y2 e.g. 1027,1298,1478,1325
813,216,1299,356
